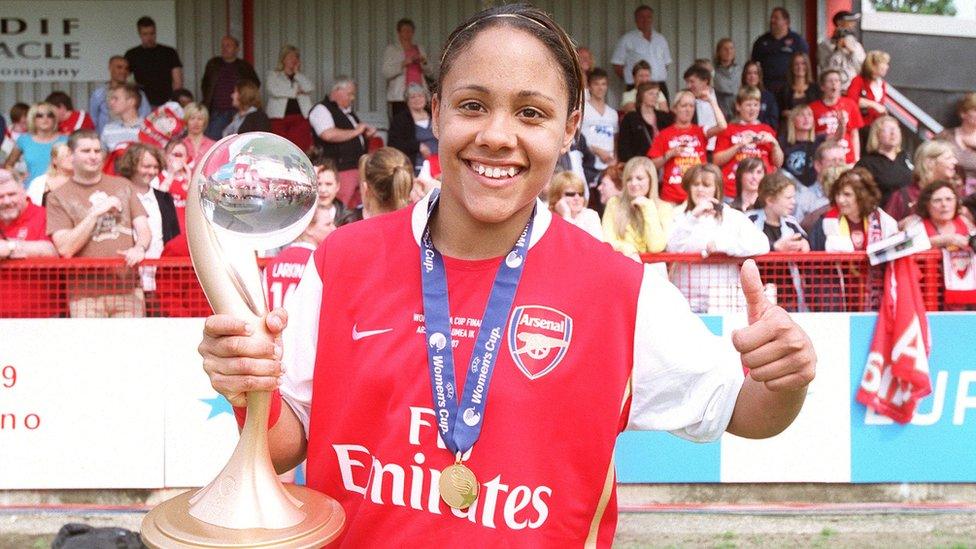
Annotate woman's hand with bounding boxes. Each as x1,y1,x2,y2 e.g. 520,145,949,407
555,196,572,218
773,233,806,252
419,143,432,158
691,198,718,218
198,309,288,408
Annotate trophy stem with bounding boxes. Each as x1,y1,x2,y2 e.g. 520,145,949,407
186,389,306,529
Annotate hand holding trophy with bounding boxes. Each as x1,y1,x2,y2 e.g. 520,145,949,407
141,133,344,548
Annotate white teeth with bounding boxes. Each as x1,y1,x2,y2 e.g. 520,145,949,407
472,162,520,179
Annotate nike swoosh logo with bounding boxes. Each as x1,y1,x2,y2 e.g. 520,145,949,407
352,324,393,341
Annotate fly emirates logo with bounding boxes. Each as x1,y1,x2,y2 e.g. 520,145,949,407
332,406,552,530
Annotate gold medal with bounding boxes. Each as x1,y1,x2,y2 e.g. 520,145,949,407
439,462,479,510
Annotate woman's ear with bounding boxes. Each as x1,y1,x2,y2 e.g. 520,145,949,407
560,109,582,155
430,94,440,140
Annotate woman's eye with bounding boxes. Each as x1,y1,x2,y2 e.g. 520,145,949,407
459,101,484,112
519,108,545,120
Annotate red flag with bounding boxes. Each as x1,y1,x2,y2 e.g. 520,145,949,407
856,257,932,423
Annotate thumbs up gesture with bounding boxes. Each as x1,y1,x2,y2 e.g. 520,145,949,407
731,260,816,392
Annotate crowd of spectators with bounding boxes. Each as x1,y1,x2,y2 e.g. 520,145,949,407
2,5,975,317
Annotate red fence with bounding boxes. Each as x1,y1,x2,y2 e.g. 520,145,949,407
642,251,943,314
0,251,946,318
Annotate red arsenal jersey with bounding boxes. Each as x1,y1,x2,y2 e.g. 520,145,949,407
276,195,744,547
648,125,707,204
263,242,316,310
810,97,864,164
714,123,778,198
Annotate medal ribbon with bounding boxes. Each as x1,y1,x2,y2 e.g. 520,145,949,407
420,190,533,457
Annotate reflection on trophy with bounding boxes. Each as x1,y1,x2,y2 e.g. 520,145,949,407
141,133,344,548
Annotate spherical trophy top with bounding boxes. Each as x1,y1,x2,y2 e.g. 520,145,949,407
195,132,317,250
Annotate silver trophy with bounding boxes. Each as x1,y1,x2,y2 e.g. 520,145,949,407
142,133,344,548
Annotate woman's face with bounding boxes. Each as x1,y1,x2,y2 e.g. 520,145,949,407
407,91,427,111
835,184,861,219
431,26,578,226
626,167,651,199
794,108,814,132
283,51,300,73
719,42,735,64
673,95,696,124
598,174,621,204
874,60,890,79
187,114,206,136
961,107,976,127
931,151,958,181
737,99,761,123
33,108,56,133
766,185,796,218
744,65,760,87
690,173,718,205
231,88,240,110
878,120,900,149
639,88,660,109
55,149,73,173
563,184,585,215
741,164,764,193
927,186,957,223
317,168,339,205
136,151,160,186
167,144,188,171
792,56,807,77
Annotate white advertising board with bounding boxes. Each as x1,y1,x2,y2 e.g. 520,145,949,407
0,1,177,82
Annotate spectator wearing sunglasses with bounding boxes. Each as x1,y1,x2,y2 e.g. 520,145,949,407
548,170,603,241
2,103,68,186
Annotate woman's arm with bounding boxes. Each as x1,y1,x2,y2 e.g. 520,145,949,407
266,71,296,99
638,200,668,253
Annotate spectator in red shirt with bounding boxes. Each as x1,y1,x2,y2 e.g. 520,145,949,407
0,169,56,259
0,169,58,317
846,50,890,145
649,90,717,204
810,69,863,164
45,91,95,135
713,86,783,199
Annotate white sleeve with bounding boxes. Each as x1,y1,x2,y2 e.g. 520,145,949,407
278,254,322,437
665,212,708,253
610,34,628,65
713,209,771,256
308,104,336,137
627,265,744,441
661,36,673,66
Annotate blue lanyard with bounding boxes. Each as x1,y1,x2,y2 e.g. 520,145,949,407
420,190,533,457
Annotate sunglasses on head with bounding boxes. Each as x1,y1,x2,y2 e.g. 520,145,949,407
563,191,583,198
35,112,56,119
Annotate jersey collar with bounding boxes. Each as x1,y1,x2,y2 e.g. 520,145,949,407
411,189,551,250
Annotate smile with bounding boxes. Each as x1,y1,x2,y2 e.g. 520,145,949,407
467,161,523,180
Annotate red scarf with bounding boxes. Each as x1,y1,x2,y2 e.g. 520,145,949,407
856,257,932,423
923,218,976,304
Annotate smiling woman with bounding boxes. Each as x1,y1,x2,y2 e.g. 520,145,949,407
197,4,817,547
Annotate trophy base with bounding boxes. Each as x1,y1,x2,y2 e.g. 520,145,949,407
141,484,345,548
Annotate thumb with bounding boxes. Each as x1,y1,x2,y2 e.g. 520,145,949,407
740,259,769,325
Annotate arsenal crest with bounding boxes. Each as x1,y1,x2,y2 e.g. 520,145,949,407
507,305,573,380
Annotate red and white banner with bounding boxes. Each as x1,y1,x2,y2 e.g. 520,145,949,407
856,258,932,423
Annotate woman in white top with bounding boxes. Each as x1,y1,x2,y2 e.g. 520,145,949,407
381,18,433,121
668,163,770,313
548,170,602,241
26,142,71,206
266,45,314,152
